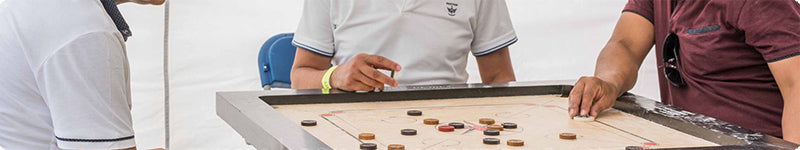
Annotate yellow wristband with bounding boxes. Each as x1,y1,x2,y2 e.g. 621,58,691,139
322,65,339,90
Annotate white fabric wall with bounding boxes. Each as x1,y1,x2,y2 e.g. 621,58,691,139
118,3,167,150
118,0,665,149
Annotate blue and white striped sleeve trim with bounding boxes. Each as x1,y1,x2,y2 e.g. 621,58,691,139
292,40,334,57
55,134,135,149
473,37,518,56
56,135,134,143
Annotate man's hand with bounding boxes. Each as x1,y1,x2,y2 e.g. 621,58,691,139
568,76,622,118
330,54,401,91
567,12,655,119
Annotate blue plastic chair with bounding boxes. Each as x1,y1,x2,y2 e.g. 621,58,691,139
258,33,296,90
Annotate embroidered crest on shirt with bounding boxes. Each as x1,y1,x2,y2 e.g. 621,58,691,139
446,2,458,16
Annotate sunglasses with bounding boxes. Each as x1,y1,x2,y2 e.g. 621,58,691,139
663,33,686,87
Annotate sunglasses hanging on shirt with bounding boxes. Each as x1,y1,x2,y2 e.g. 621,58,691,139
663,33,685,87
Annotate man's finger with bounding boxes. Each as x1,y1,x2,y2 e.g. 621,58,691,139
363,55,401,71
590,97,614,117
579,84,598,116
358,65,397,86
568,81,585,118
354,71,385,90
347,81,375,92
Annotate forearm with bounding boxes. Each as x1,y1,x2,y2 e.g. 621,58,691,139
592,12,655,96
593,42,646,95
291,48,335,89
290,66,328,89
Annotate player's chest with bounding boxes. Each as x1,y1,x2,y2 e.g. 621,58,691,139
666,1,745,41
666,3,755,64
661,1,771,78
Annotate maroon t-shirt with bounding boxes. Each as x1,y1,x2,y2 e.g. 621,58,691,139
624,0,800,137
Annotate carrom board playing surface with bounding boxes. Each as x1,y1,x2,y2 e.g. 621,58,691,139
218,82,800,150
274,95,717,149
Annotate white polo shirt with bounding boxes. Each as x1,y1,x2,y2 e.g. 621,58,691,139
0,0,135,149
294,0,517,85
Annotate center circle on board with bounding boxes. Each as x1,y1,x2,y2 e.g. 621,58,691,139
432,123,524,137
433,123,465,135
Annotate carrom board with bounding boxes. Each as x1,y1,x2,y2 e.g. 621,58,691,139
275,95,715,149
216,81,800,150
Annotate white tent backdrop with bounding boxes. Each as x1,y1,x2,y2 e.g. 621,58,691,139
118,0,664,149
118,2,166,149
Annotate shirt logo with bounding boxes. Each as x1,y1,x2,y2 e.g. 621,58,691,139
446,2,458,16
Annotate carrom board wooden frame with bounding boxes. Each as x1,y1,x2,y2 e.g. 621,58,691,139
216,80,799,150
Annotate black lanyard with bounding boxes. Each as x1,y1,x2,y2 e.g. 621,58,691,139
100,0,132,41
